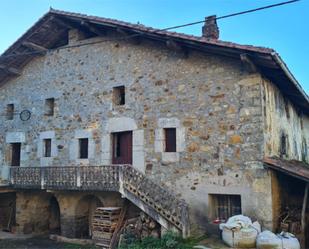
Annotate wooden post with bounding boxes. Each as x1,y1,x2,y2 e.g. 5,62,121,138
118,165,124,195
301,182,309,247
41,167,45,189
76,167,81,187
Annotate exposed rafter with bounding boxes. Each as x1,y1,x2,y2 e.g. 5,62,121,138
52,17,75,29
0,65,21,76
81,21,106,36
116,28,141,45
166,39,188,58
240,53,258,73
22,42,48,53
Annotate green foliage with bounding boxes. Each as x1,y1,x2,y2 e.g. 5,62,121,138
63,243,99,249
119,231,205,249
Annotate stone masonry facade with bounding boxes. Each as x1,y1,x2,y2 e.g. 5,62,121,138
0,29,308,235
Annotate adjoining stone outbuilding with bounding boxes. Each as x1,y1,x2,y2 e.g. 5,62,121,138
0,9,308,247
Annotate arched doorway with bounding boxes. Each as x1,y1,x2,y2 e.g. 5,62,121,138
48,196,61,234
75,195,103,238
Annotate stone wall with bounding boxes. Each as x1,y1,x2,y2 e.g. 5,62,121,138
15,190,123,237
0,33,276,234
0,192,15,230
262,78,309,162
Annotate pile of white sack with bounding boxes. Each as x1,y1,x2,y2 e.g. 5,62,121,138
257,231,300,249
219,215,300,249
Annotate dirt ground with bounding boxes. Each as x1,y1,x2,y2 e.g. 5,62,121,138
0,236,98,249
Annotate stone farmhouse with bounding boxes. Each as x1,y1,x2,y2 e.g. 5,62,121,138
0,9,308,247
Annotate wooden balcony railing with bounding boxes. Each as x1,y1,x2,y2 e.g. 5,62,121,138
10,165,190,237
10,165,121,191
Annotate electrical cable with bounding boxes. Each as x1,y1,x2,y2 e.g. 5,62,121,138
0,0,301,60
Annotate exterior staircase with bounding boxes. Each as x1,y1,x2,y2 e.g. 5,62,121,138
10,165,190,238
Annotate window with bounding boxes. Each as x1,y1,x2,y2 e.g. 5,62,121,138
6,104,14,120
209,194,241,221
164,128,176,152
112,131,133,164
79,138,88,159
45,98,55,116
11,143,21,166
113,86,125,106
280,133,287,157
43,139,52,157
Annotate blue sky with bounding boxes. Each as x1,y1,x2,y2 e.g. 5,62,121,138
1,0,308,93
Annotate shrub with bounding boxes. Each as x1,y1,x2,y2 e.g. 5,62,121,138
119,231,194,249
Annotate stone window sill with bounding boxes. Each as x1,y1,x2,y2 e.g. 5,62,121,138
162,152,179,163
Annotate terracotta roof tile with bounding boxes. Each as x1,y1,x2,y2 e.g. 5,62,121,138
49,8,274,54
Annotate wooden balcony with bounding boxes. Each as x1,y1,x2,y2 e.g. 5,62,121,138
10,165,190,237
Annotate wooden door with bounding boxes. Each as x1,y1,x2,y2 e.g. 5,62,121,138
112,131,132,165
11,143,21,166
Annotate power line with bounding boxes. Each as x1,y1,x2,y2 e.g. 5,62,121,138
161,0,300,31
0,0,301,60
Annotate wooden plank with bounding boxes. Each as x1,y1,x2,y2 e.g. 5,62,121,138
301,183,308,247
22,42,47,53
240,53,258,73
110,202,128,249
0,65,21,76
81,21,106,36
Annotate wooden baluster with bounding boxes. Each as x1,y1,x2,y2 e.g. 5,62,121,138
41,167,45,189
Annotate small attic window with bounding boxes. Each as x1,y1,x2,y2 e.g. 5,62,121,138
45,98,55,116
113,86,125,106
6,104,14,120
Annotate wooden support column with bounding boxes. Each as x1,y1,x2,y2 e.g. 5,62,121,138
301,182,308,246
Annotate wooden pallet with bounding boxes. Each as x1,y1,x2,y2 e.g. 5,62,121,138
92,204,128,249
92,207,122,248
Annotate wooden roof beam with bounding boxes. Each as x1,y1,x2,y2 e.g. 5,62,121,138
0,65,21,76
166,39,188,58
81,21,106,36
22,42,48,53
240,53,258,73
53,17,75,29
116,28,141,45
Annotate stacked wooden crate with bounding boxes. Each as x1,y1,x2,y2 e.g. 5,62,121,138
92,207,122,248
